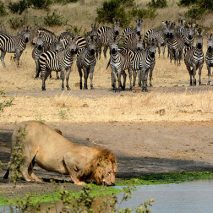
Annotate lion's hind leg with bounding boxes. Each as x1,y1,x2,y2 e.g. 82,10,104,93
28,156,43,183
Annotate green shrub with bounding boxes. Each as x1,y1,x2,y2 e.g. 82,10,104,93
178,0,198,6
8,17,25,29
185,5,205,19
96,0,132,26
0,1,7,16
8,0,30,14
131,7,157,19
30,0,52,9
53,0,79,4
199,0,213,11
44,11,64,26
147,0,167,8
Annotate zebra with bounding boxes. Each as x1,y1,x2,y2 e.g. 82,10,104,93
33,28,58,50
144,26,166,57
184,30,204,86
97,19,120,58
32,36,46,78
163,21,184,65
205,33,213,85
123,19,143,36
38,38,78,91
0,27,30,67
77,36,97,90
107,41,133,91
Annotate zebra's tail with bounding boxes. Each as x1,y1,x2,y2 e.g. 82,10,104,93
3,169,9,179
106,59,110,69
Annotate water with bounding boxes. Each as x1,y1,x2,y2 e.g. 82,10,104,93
1,181,213,213
117,180,213,213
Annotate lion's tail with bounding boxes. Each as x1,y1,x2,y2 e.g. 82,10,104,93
3,169,9,179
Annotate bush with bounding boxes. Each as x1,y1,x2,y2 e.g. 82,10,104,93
53,0,79,4
96,0,133,26
8,0,29,14
131,7,157,19
178,0,198,6
30,0,52,9
44,11,64,26
147,0,167,8
185,5,205,19
0,1,7,16
9,17,25,29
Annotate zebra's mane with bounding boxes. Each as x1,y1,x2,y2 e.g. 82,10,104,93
38,28,56,36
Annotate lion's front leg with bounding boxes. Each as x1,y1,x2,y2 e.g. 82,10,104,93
63,154,86,186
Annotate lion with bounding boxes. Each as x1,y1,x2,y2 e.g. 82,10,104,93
4,121,117,186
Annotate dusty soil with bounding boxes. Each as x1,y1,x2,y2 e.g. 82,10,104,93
1,121,213,188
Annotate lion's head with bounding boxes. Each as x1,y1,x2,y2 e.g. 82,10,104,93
89,149,117,186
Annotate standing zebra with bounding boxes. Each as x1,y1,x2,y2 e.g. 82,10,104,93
184,30,204,86
32,36,46,78
38,38,78,91
97,19,120,58
144,27,165,57
0,27,30,67
107,41,132,91
205,34,213,85
77,37,97,90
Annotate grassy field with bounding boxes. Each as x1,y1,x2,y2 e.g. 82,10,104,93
0,43,213,123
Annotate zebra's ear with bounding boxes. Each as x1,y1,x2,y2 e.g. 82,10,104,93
161,21,167,27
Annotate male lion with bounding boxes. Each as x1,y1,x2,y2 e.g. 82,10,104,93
4,121,117,186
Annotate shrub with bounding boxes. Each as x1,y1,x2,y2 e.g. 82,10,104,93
131,7,157,19
53,0,79,4
30,0,52,9
185,5,205,19
8,0,29,14
0,1,7,16
9,17,25,29
178,0,198,6
147,0,168,8
96,0,132,26
44,11,64,26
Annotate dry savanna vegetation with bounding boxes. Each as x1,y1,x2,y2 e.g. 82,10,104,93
0,0,212,124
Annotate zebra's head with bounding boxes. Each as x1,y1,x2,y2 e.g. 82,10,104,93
113,19,120,36
20,27,31,43
196,29,203,50
185,23,196,44
135,19,143,36
136,35,144,51
86,37,96,56
147,40,156,59
35,37,44,51
67,38,78,54
162,21,174,39
207,34,213,52
110,43,119,55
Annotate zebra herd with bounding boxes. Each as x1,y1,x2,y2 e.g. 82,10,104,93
0,19,213,92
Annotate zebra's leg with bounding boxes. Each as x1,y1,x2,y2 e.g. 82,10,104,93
144,70,149,92
122,71,127,90
103,46,108,58
66,69,71,90
84,68,89,89
133,70,137,87
61,69,65,90
111,70,116,92
207,65,211,85
35,60,40,78
0,51,6,67
41,68,49,91
198,65,203,86
158,44,161,58
89,67,95,89
138,70,141,87
77,63,83,90
192,65,196,86
14,49,21,67
149,67,154,87
128,69,133,91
